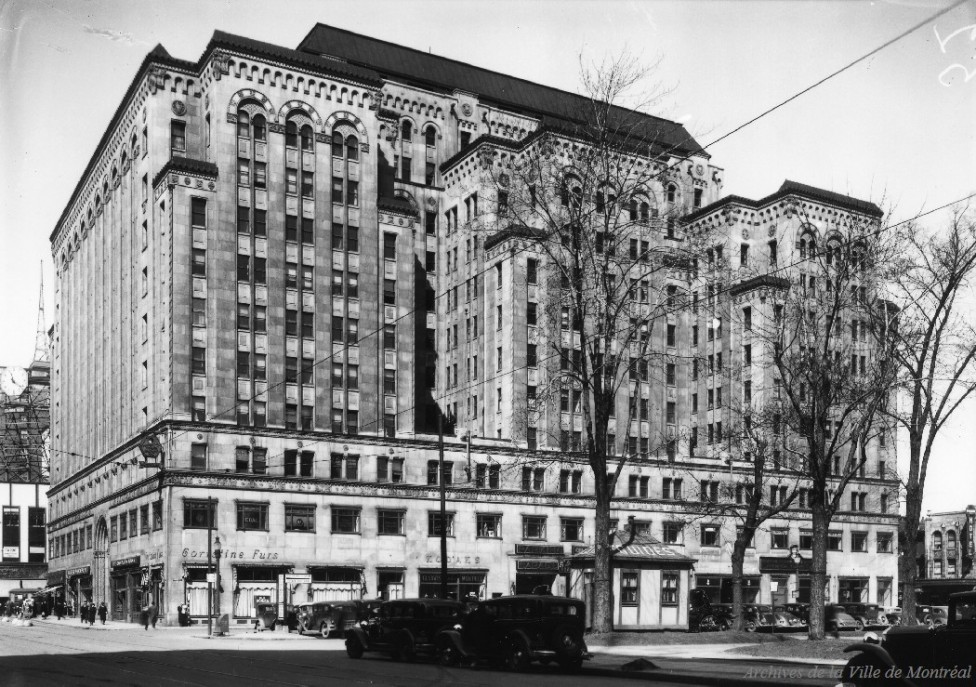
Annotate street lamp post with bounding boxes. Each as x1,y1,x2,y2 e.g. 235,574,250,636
207,496,213,638
214,536,223,636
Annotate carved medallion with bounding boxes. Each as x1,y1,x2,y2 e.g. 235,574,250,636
172,100,187,116
741,229,750,240
461,103,473,117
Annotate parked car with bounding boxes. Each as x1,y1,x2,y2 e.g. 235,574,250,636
825,604,859,633
688,589,734,632
929,605,948,626
843,603,889,631
345,598,466,661
840,590,976,686
772,605,808,631
884,606,902,625
294,601,362,638
783,603,810,623
435,595,589,672
915,604,935,626
254,602,279,631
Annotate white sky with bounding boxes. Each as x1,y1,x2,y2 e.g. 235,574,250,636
1,0,974,511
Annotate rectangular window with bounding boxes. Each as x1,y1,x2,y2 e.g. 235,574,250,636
152,501,162,530
383,278,396,306
331,507,361,534
560,518,584,542
700,524,720,547
191,197,206,228
661,572,679,606
475,463,501,489
332,177,343,204
236,502,269,531
827,530,843,551
427,512,455,537
284,504,315,532
383,233,397,261
522,515,547,540
477,514,502,538
621,571,639,606
170,120,186,155
301,171,314,198
377,509,405,535
771,529,789,549
377,456,404,483
851,531,868,553
183,499,216,528
190,443,207,471
521,467,545,492
663,521,682,544
877,532,893,553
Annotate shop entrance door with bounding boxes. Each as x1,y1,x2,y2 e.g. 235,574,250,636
771,576,788,607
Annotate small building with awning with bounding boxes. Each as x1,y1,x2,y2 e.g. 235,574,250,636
563,532,695,630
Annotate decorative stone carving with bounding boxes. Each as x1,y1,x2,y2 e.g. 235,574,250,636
741,229,749,240
369,90,383,110
172,100,187,116
360,142,369,153
461,103,473,117
212,51,230,80
268,122,285,134
147,66,165,94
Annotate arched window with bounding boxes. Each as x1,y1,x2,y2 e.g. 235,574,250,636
252,114,266,141
285,121,298,148
629,195,651,222
561,175,582,209
332,132,344,157
237,111,250,138
346,134,359,161
640,201,650,222
932,530,943,551
424,126,436,147
826,239,841,266
799,238,808,259
120,151,128,169
401,120,412,142
667,184,677,204
947,530,957,551
300,125,314,152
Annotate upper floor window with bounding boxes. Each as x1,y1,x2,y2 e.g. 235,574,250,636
401,120,412,141
332,131,360,161
424,125,436,147
171,120,186,156
286,121,299,148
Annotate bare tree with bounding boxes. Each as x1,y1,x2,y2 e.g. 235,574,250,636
471,55,711,632
872,209,976,626
760,208,898,639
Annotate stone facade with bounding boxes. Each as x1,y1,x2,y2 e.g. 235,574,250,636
47,26,897,627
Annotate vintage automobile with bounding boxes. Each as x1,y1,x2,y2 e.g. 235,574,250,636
742,604,792,632
825,604,860,634
435,595,589,672
344,598,466,661
783,602,810,623
839,590,976,686
772,605,808,631
688,589,734,632
294,601,362,638
844,603,890,631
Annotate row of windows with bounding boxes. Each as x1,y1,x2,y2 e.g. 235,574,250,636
49,503,162,559
182,499,584,540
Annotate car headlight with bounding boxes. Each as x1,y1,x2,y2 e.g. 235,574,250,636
863,631,880,644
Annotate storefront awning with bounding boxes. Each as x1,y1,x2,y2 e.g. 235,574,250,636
35,585,64,594
565,532,695,569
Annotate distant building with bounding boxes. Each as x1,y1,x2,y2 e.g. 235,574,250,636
47,25,897,628
0,353,51,602
915,505,976,605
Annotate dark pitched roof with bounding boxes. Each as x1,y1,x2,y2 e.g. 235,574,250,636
683,179,883,224
297,24,705,157
152,157,219,189
567,532,696,566
208,30,382,87
377,196,417,217
483,225,548,252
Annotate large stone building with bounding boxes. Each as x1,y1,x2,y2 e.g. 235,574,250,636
47,25,898,627
914,505,976,604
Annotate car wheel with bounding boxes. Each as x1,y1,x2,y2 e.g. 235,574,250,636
345,635,365,659
745,620,757,633
504,638,531,672
319,622,331,639
437,638,459,667
842,653,889,686
698,615,718,632
854,619,864,632
718,618,732,631
551,624,584,663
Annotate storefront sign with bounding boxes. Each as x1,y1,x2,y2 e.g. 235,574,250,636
285,574,312,584
419,573,485,584
146,550,165,563
2,547,18,559
514,544,564,556
759,555,811,574
181,548,279,560
66,565,91,578
423,553,481,565
516,559,560,572
111,555,141,569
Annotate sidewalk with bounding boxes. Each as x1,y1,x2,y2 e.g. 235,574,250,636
30,616,309,639
593,642,847,666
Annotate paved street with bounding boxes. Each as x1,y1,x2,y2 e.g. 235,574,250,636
0,619,845,687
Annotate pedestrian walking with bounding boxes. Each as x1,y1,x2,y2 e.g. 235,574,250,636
141,604,149,630
88,603,96,627
55,599,63,620
98,602,107,625
177,603,188,627
149,603,157,629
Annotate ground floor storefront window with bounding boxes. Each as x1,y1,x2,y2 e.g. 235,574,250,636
184,567,211,617
877,577,893,606
233,566,288,619
695,575,760,604
376,569,404,600
111,569,142,622
309,566,362,601
839,577,869,603
417,571,486,600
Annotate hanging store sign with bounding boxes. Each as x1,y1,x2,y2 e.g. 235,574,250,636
516,560,560,572
66,565,91,578
514,544,564,556
111,555,141,569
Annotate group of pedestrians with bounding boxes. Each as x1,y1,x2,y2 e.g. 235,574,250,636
77,601,107,627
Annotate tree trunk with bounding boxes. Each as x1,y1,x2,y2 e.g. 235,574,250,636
591,487,613,633
730,542,746,631
807,497,829,640
899,479,924,626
